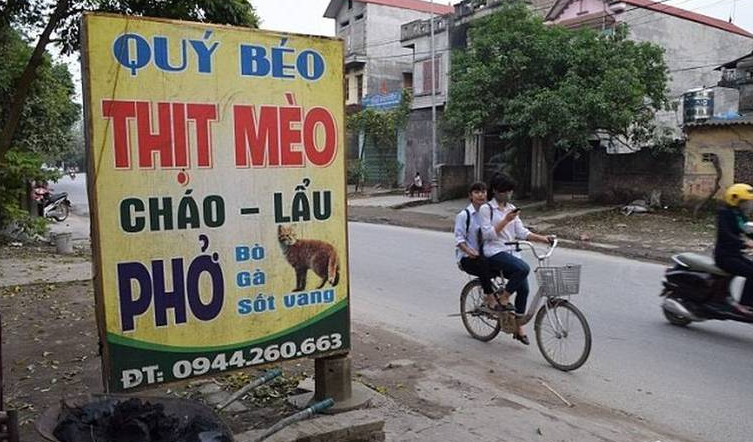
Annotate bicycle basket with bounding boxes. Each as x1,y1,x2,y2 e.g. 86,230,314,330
536,265,581,297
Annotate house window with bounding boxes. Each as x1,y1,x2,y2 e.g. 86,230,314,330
355,13,364,21
403,72,413,90
340,19,349,28
348,0,353,9
702,153,716,163
356,74,364,102
421,56,440,94
345,77,350,102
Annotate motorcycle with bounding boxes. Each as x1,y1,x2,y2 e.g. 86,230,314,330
660,252,753,326
33,185,71,222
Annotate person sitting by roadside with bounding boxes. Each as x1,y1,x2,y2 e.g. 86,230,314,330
407,172,423,197
479,174,554,346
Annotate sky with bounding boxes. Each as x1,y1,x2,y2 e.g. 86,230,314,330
253,0,753,37
57,0,753,103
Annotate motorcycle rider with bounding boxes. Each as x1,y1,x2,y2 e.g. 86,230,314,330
714,183,753,315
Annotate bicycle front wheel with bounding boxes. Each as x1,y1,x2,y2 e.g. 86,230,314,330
534,299,591,371
460,279,501,342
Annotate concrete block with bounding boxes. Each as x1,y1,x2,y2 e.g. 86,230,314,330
235,410,385,442
198,382,222,395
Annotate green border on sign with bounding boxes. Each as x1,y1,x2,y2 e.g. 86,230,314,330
108,299,347,353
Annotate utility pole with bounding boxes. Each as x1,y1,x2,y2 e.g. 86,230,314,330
429,0,439,202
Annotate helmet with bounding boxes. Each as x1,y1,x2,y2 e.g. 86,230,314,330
724,183,753,206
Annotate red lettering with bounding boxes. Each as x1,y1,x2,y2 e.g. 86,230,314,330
279,106,303,166
172,103,188,168
303,107,337,166
102,100,136,168
137,102,173,168
187,104,217,168
233,105,279,167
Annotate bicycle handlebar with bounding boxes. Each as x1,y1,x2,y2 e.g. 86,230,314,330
504,237,558,260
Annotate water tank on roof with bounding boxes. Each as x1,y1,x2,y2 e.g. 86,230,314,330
683,88,714,123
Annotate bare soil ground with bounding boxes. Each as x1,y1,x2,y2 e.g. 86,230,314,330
0,279,311,441
1,274,691,442
349,203,718,263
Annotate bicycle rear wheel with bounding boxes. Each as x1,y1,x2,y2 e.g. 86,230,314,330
460,279,501,341
534,299,591,371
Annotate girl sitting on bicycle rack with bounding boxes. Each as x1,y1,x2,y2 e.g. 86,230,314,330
480,174,554,345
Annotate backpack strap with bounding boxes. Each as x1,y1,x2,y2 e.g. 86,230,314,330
464,208,470,235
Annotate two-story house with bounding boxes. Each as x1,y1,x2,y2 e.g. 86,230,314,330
400,0,558,195
324,0,453,185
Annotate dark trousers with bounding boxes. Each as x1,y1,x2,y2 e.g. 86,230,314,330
460,256,495,295
488,251,530,315
717,255,753,307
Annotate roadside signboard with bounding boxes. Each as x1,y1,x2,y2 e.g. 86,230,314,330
82,13,349,391
362,92,402,111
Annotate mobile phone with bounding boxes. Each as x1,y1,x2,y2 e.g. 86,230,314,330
512,208,521,213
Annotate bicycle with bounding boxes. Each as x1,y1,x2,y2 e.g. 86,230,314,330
459,238,592,371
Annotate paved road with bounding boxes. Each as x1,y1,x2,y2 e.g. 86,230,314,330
50,172,88,216
348,223,753,442
40,176,751,440
47,173,90,241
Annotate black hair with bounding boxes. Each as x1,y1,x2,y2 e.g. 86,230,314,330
468,181,487,194
487,174,516,200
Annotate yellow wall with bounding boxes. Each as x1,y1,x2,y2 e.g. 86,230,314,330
683,125,753,200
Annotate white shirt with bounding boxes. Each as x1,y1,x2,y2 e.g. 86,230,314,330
414,175,422,187
454,203,482,263
479,199,531,257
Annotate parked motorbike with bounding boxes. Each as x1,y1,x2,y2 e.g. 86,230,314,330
660,252,753,326
33,185,71,222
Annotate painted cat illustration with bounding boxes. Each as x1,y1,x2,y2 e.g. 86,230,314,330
278,224,340,292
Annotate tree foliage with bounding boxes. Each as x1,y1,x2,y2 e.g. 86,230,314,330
0,0,260,230
346,89,411,187
0,26,79,161
0,0,261,164
0,150,60,235
347,89,412,148
443,2,671,203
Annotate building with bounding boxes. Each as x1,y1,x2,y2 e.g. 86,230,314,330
399,0,564,198
324,0,453,185
324,0,453,105
681,52,753,202
717,50,753,113
544,0,753,199
683,117,753,201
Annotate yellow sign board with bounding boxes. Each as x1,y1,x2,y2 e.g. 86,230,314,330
81,13,348,391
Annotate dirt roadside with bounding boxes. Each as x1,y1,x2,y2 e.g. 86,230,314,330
1,277,698,442
348,203,717,263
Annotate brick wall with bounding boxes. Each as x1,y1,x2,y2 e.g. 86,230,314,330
437,164,474,201
589,148,684,204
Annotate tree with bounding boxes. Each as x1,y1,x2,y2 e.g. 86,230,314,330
346,89,411,187
444,2,670,205
0,25,78,229
0,26,80,162
0,0,260,164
